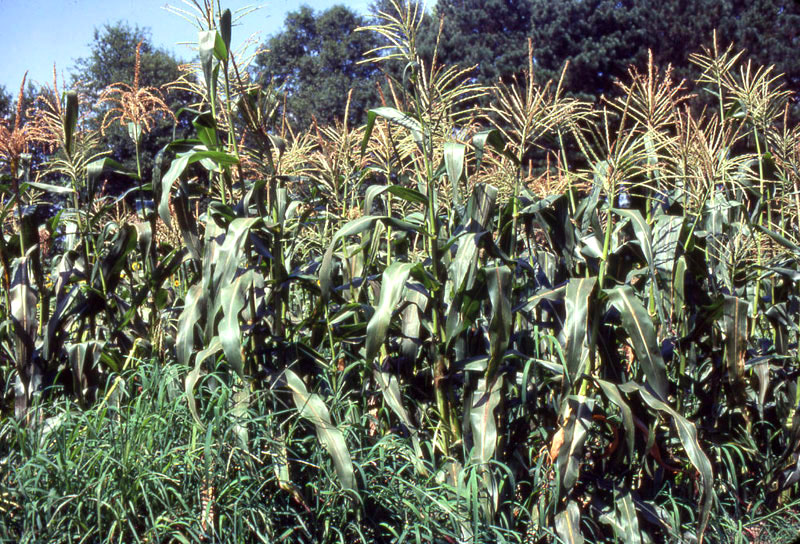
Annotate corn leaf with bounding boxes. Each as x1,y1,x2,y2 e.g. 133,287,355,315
366,261,415,361
564,277,596,385
555,500,584,544
284,369,356,491
606,286,668,400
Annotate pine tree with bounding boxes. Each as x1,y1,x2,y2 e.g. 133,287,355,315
420,0,534,85
254,5,383,129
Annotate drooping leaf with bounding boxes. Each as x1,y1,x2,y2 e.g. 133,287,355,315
158,146,238,225
362,107,424,154
621,382,715,544
472,128,517,169
365,261,415,361
363,184,428,215
373,368,427,474
284,369,356,491
185,338,222,426
605,286,668,400
219,271,254,380
555,500,584,544
87,158,137,202
563,277,596,385
470,377,502,465
176,283,206,367
319,215,423,300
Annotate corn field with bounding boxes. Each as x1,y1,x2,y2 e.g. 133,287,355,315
2,1,800,543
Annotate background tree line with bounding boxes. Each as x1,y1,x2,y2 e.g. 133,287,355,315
2,0,798,192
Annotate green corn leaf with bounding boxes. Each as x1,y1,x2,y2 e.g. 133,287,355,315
564,277,596,385
67,341,104,405
366,261,415,361
466,183,498,231
400,284,427,362
444,141,466,207
605,286,668,400
63,90,78,156
519,284,566,313
595,379,636,461
599,489,642,544
87,158,137,202
363,184,428,215
219,271,254,380
25,182,74,195
555,500,584,544
199,29,227,64
10,261,37,414
219,9,232,60
470,377,502,465
185,338,222,426
556,396,594,492
158,147,238,225
373,368,427,474
176,283,206,367
284,369,356,491
621,382,715,544
613,208,654,276
518,194,561,215
446,232,480,300
361,107,424,155
95,224,137,293
472,129,517,169
319,216,423,300
652,215,683,277
722,295,748,395
485,265,512,384
754,223,800,253
210,217,260,297
193,113,217,149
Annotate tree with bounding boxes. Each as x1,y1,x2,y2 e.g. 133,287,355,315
529,0,800,104
72,23,187,190
710,0,800,90
254,5,384,129
419,0,534,85
529,0,651,102
0,86,11,120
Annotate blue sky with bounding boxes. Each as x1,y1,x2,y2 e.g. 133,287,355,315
0,0,372,93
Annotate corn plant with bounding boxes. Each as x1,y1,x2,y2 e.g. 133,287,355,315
2,1,800,543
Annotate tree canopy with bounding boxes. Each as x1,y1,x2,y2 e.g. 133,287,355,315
0,86,11,120
529,0,800,103
420,0,534,85
253,5,384,129
363,0,800,109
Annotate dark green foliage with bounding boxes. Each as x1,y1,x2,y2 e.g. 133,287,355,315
710,0,800,89
421,0,534,85
0,85,12,119
530,0,651,101
530,0,800,104
253,5,384,129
